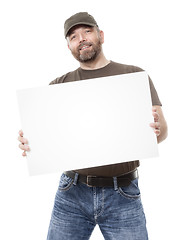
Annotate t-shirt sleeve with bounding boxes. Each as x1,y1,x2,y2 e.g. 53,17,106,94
148,77,162,106
49,76,64,85
49,71,74,85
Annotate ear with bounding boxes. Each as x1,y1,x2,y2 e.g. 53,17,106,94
99,30,105,44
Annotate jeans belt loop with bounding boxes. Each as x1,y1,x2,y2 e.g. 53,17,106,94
113,176,118,191
73,172,79,186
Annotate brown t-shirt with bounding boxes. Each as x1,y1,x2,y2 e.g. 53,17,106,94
49,61,162,177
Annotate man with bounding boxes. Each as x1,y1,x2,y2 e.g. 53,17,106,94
18,12,168,239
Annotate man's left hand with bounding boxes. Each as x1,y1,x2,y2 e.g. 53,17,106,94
149,107,161,137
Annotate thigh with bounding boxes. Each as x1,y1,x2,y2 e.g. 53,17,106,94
99,179,148,240
46,174,95,240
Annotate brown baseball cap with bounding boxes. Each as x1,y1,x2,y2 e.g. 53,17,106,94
64,12,98,38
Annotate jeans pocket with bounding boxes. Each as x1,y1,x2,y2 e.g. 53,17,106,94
58,173,74,192
118,178,141,200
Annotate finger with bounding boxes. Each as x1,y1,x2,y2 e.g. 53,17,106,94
22,151,27,157
18,136,28,144
149,122,160,128
152,112,159,122
19,143,30,151
154,122,160,129
154,129,161,136
19,130,24,137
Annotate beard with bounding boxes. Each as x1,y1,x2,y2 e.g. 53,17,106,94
70,39,102,63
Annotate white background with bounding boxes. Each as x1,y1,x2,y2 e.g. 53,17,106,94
0,0,179,239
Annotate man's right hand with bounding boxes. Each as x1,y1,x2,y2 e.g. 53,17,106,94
18,130,30,156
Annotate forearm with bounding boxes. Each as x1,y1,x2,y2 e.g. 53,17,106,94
157,120,168,143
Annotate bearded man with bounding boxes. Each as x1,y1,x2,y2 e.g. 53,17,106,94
18,12,168,240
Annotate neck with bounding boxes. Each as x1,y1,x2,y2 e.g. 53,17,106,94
79,52,110,70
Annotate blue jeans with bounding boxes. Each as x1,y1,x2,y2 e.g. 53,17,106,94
47,173,148,240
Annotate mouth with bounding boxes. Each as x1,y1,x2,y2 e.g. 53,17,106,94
79,43,92,51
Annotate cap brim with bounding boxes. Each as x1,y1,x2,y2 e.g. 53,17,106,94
65,22,97,37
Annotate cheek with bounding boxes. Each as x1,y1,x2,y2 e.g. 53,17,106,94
68,45,73,53
68,43,78,52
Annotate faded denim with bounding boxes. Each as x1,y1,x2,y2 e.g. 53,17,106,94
47,173,148,240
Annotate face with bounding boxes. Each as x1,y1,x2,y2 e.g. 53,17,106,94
67,25,104,63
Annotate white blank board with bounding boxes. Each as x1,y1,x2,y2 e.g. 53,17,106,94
17,71,158,176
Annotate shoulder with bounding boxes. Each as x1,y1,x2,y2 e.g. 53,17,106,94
49,69,79,85
111,61,144,72
110,61,144,74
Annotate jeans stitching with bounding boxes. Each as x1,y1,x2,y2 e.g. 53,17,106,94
117,180,141,200
58,175,74,192
118,187,141,199
96,188,105,219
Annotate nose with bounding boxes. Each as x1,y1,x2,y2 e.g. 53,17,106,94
78,33,87,43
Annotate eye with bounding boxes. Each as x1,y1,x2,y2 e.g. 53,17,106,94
70,35,76,41
85,29,91,33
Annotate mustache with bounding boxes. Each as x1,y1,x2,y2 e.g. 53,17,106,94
78,42,92,50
